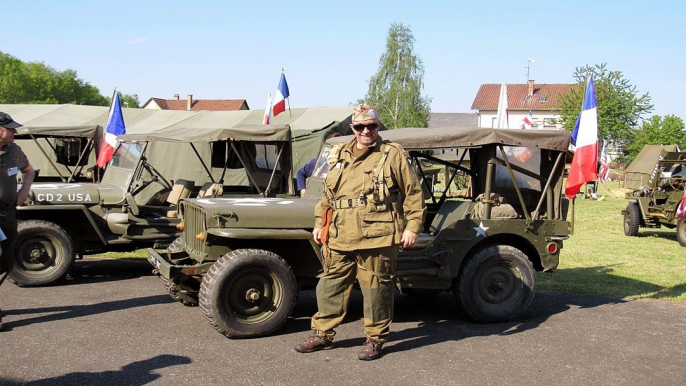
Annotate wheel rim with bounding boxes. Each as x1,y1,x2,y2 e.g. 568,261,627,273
222,269,283,324
476,262,521,308
16,236,63,276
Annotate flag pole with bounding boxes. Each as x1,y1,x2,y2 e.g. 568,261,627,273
283,68,292,119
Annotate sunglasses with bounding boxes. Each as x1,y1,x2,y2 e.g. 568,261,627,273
352,123,379,132
0,113,14,126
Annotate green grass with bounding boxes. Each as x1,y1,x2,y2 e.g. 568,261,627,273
537,181,686,302
94,180,686,302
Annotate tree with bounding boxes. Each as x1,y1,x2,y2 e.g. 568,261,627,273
362,23,431,129
0,51,108,106
106,92,141,108
558,63,653,144
625,115,686,160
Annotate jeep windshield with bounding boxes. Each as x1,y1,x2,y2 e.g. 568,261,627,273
101,141,145,188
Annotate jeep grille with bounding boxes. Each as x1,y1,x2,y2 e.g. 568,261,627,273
181,202,207,256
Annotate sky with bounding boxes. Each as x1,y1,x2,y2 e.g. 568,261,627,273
2,0,685,120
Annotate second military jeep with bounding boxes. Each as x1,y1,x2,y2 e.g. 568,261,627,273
149,126,573,339
622,144,686,246
11,124,295,286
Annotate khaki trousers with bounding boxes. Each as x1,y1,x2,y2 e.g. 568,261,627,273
311,245,398,344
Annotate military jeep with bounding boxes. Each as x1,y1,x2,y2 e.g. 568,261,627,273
149,126,573,339
11,124,294,286
622,144,686,246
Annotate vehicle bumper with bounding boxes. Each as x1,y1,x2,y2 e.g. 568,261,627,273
147,248,213,279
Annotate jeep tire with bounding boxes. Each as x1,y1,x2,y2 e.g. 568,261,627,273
10,220,75,286
456,245,535,323
624,203,641,236
677,217,686,247
199,248,297,338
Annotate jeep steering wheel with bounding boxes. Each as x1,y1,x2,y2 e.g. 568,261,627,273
670,176,685,191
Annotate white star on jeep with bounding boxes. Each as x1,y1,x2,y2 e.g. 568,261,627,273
474,222,489,237
195,197,294,206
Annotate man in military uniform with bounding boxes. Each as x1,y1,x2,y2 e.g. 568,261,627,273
295,104,425,360
0,112,35,331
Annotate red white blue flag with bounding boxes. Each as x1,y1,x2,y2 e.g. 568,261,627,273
676,191,686,219
565,75,598,199
262,94,272,125
272,72,290,117
96,90,126,168
598,140,611,183
521,110,533,129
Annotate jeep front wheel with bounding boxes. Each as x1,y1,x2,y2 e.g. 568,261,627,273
10,220,75,286
677,217,686,247
624,203,641,236
199,249,297,338
456,245,535,323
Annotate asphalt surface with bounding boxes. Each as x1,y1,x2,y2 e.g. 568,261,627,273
1,258,685,386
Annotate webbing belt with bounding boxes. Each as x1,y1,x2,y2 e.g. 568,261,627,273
331,194,401,210
333,198,365,209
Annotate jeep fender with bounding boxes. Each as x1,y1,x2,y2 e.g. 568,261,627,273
207,227,324,265
17,204,108,245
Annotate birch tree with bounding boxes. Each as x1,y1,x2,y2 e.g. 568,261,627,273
363,23,431,129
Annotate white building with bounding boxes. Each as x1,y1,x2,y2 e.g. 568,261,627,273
471,80,575,129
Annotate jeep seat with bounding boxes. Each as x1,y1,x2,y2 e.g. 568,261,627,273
198,182,223,198
166,179,195,217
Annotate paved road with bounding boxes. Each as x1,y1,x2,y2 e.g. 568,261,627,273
1,258,685,386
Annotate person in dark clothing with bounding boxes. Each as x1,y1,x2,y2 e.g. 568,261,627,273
296,158,317,197
0,112,35,331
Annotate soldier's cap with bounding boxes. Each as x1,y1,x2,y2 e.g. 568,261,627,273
0,112,22,130
351,104,380,125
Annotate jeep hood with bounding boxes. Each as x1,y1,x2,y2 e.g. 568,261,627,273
184,197,317,229
29,183,125,205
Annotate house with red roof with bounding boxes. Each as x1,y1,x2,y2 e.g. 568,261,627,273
471,80,575,129
142,94,249,111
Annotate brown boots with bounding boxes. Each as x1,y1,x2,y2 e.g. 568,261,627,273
294,332,334,353
358,339,383,361
295,333,383,360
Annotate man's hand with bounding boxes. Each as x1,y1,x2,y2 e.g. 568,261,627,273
17,165,35,206
312,228,323,245
300,189,306,198
16,191,30,206
400,230,418,249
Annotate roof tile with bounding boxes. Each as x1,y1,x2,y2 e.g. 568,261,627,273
143,97,249,111
471,83,577,111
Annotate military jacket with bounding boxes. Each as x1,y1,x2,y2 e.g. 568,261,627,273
314,136,425,251
0,143,29,204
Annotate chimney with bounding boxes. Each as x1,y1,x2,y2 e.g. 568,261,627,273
173,94,180,100
187,94,193,111
528,80,535,97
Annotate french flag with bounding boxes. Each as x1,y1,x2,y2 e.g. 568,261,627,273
271,72,290,117
676,191,686,219
521,110,533,129
262,93,272,125
565,75,598,199
96,91,126,168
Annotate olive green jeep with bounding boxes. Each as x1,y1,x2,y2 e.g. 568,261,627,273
149,126,573,339
622,144,686,246
11,124,294,286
